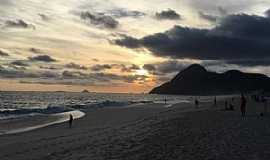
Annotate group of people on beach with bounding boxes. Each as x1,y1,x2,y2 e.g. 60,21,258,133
194,94,247,117
225,94,247,117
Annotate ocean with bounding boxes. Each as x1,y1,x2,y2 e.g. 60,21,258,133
0,91,201,135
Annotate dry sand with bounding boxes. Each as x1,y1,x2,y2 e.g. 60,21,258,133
1,97,270,160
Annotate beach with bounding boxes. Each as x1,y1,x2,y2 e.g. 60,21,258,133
1,97,270,160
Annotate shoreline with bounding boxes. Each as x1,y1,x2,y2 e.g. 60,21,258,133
0,110,85,136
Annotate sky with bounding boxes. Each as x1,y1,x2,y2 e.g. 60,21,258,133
0,0,270,93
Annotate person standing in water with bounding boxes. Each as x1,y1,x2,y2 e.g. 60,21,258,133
214,96,217,106
240,94,247,117
69,114,73,128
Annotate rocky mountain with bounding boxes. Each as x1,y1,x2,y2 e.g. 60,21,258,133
150,64,270,95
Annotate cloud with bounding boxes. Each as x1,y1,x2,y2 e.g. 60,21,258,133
218,7,228,15
143,64,156,72
19,71,148,86
155,9,182,20
29,55,56,62
65,62,87,70
143,60,191,75
0,49,9,56
0,67,58,79
80,11,119,29
91,72,148,83
38,13,50,21
181,0,260,15
120,64,140,72
225,59,270,67
40,65,60,70
92,58,99,62
107,8,146,18
0,0,14,6
198,11,218,22
113,34,141,48
11,60,29,67
90,64,113,71
62,70,88,79
29,48,42,54
4,19,35,29
90,63,140,72
265,9,270,17
61,70,148,84
113,13,270,61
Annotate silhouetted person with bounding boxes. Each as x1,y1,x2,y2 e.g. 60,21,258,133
214,96,217,106
262,96,268,115
240,94,247,117
195,98,199,108
225,101,228,110
164,97,167,104
229,103,235,111
69,114,73,128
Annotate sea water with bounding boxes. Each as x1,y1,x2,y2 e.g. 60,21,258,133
0,91,207,135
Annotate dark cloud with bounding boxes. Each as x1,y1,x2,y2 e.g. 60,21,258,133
29,48,42,54
4,19,35,29
90,63,140,72
90,64,113,71
0,65,148,86
20,71,148,86
0,0,15,6
265,9,270,17
65,62,87,70
143,60,191,75
11,60,29,67
155,9,181,20
92,58,99,62
38,14,50,21
0,69,37,79
225,59,270,67
218,7,228,15
143,64,156,72
113,34,141,48
0,49,9,56
80,11,119,29
40,65,60,70
114,13,270,61
120,64,140,72
0,67,58,79
29,55,56,62
198,11,218,22
61,70,148,84
108,8,146,18
62,70,88,79
91,72,148,83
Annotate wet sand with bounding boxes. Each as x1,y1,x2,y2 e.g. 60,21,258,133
1,97,270,160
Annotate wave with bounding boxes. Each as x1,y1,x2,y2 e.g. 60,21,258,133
68,100,153,110
0,100,155,121
0,106,72,116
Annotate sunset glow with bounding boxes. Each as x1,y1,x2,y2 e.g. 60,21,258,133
0,0,270,93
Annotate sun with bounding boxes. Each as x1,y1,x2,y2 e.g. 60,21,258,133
136,69,149,76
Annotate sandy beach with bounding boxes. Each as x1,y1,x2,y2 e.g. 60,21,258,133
1,97,270,160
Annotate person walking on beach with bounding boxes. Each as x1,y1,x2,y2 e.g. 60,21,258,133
225,100,228,110
195,98,199,108
240,94,247,117
69,114,73,128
